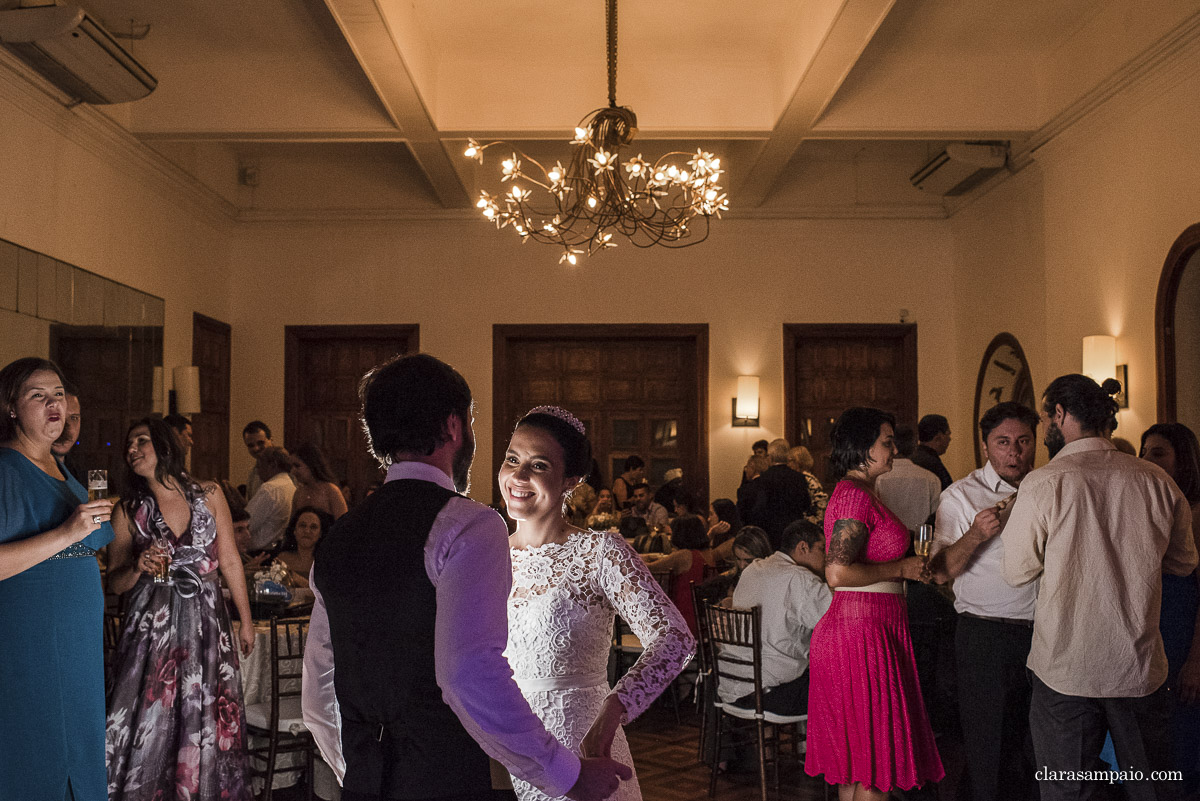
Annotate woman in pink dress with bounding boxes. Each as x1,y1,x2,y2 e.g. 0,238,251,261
805,407,944,799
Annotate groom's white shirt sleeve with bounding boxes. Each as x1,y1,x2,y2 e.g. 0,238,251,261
300,462,581,797
302,570,345,781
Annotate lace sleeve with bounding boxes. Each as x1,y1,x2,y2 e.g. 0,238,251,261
594,532,696,723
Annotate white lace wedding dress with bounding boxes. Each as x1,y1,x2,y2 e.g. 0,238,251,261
507,529,696,801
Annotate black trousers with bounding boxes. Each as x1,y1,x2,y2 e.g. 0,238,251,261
955,614,1036,801
1029,673,1177,801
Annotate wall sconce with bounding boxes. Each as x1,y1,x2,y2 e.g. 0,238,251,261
153,365,202,416
1081,335,1128,407
732,375,760,427
1081,335,1117,384
173,366,201,415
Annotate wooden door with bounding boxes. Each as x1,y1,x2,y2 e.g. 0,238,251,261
49,324,162,481
191,313,231,482
784,324,917,486
285,325,417,506
493,325,709,504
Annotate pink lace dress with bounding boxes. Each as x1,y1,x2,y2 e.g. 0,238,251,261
507,530,696,801
804,480,944,791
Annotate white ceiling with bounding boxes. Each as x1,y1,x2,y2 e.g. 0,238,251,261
45,0,1200,217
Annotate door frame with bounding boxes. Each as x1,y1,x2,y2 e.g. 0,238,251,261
284,324,419,452
192,312,231,480
1156,222,1200,423
782,323,919,447
492,323,710,501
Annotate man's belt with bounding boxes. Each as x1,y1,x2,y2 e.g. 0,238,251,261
960,610,1033,629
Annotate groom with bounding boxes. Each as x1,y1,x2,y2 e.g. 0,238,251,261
302,353,630,801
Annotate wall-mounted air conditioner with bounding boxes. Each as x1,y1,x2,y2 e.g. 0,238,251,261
910,143,1007,196
0,4,156,104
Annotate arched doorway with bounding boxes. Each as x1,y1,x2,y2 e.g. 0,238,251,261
1156,222,1200,431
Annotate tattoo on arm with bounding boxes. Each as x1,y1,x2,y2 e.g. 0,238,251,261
827,519,869,566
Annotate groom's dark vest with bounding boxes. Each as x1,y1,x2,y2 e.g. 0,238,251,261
314,479,492,799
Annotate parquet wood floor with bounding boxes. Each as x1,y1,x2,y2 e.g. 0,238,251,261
273,702,962,801
625,706,828,801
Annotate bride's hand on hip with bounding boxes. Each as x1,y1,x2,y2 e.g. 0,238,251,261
581,695,626,759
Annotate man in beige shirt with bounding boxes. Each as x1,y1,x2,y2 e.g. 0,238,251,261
1003,374,1196,801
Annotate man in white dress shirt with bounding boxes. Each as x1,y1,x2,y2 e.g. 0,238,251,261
718,519,832,715
301,353,629,801
244,445,296,551
929,402,1039,801
875,424,942,532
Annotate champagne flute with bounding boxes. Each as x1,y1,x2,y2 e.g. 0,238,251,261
914,524,934,559
87,470,107,502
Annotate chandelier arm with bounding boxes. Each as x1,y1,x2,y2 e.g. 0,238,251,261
606,0,617,108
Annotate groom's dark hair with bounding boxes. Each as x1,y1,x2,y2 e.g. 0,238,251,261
359,353,472,466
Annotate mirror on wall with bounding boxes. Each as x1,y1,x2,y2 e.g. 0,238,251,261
0,238,164,481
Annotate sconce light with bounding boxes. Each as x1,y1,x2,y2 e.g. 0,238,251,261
1081,335,1117,384
173,366,202,416
732,375,760,427
154,365,202,416
1082,335,1128,409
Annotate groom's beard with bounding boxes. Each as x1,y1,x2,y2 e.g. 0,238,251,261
1044,419,1066,460
452,425,475,494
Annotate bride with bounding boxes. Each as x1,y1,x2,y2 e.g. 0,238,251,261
500,406,696,801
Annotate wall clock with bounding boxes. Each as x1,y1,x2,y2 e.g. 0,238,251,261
973,332,1035,467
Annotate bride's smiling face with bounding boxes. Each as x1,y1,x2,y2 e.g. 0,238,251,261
499,425,579,522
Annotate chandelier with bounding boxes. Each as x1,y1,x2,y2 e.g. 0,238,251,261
463,0,728,264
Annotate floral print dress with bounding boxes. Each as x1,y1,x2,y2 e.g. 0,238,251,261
106,489,252,801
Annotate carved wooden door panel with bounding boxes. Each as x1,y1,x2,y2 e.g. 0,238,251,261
494,325,708,505
784,324,917,486
285,325,417,506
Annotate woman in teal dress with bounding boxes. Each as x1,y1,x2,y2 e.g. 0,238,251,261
0,357,114,801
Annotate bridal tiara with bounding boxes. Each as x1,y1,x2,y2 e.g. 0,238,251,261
527,405,587,437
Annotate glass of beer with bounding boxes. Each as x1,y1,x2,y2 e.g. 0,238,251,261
87,470,107,502
152,539,172,585
914,524,934,559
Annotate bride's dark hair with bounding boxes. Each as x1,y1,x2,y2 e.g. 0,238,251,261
514,409,593,481
121,417,201,514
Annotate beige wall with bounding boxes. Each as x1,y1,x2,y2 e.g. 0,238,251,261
950,61,1200,468
0,75,233,388
229,217,958,504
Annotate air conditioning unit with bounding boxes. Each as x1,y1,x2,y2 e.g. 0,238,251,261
910,143,1007,196
0,4,156,104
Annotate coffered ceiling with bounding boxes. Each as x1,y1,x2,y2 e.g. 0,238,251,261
23,0,1200,219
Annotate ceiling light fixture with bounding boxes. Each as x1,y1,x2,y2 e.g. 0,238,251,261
463,0,728,264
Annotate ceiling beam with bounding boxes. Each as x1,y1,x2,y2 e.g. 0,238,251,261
737,0,897,207
321,0,469,208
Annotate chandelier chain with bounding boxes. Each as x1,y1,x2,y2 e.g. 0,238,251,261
606,0,617,108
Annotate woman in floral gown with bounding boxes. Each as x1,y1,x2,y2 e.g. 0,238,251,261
105,417,256,801
500,406,696,801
